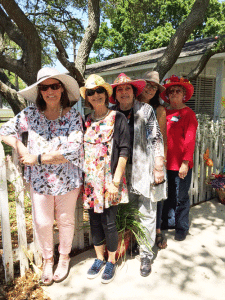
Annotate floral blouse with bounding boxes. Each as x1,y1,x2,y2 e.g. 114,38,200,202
0,106,84,195
83,110,128,213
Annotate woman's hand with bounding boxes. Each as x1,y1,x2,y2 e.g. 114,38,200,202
108,182,119,201
20,154,37,166
179,161,189,179
154,169,164,184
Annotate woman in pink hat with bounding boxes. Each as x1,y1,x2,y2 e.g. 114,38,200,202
0,67,84,285
80,74,130,284
110,73,165,277
160,75,198,241
138,70,167,250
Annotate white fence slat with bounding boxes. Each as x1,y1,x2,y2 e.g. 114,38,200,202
0,142,14,283
12,151,29,275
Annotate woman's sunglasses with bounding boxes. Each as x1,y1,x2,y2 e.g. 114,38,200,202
86,87,106,97
38,83,62,91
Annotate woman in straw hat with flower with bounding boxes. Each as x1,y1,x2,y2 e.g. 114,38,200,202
137,71,167,250
80,74,129,284
0,67,84,285
110,73,165,277
160,75,198,241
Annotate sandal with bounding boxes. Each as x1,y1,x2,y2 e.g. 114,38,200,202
156,233,167,249
40,257,54,286
53,258,70,283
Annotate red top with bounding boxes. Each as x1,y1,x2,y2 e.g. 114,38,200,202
166,106,198,171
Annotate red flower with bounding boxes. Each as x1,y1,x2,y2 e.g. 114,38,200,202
85,187,91,196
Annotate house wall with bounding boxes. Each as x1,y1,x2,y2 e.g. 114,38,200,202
96,56,225,119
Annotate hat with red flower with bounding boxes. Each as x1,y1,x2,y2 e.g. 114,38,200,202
109,73,146,104
160,75,194,103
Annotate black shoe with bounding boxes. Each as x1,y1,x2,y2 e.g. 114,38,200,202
175,231,188,241
140,257,151,277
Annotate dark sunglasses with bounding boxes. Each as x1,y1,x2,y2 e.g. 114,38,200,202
38,83,62,91
86,87,106,96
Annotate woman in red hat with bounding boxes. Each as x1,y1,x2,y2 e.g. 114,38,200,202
160,75,198,241
110,73,165,277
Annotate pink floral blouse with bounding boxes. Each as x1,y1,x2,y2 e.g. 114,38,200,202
0,106,84,195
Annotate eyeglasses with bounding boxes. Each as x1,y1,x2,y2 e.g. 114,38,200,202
146,83,158,91
168,88,183,94
38,83,61,91
86,87,106,96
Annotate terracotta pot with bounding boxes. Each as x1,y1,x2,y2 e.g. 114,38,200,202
104,230,131,260
216,189,225,205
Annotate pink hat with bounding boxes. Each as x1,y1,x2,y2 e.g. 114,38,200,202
160,75,194,103
109,73,146,104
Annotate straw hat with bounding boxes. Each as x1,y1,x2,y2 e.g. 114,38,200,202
160,75,194,103
142,71,165,93
18,67,80,103
80,74,113,99
109,73,146,104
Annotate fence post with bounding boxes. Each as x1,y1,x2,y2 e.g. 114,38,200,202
0,141,14,283
12,150,29,276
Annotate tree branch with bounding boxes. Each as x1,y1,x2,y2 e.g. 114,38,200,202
75,0,100,75
155,0,210,81
52,36,85,87
187,37,225,81
0,79,26,114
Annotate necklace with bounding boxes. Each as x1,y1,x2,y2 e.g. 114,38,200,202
92,109,110,121
42,106,63,121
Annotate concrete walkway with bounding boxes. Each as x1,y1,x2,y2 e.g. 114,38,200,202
43,199,225,300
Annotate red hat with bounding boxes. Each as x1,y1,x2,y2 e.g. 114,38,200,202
109,73,146,104
160,75,194,103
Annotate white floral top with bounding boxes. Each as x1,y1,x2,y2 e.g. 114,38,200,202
0,106,84,195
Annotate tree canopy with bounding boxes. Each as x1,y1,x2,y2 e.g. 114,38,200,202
91,0,225,61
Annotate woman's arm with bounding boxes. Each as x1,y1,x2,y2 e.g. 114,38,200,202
19,150,68,165
156,105,167,162
1,135,29,156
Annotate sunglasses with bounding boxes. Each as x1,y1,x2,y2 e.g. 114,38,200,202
38,83,62,91
146,83,158,91
86,87,106,96
168,88,183,94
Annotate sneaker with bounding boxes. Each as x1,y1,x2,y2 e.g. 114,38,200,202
101,262,117,284
140,256,151,277
87,259,105,279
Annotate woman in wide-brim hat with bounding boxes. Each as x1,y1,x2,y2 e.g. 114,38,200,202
137,70,167,250
81,74,130,284
160,75,198,242
110,72,165,277
0,67,84,285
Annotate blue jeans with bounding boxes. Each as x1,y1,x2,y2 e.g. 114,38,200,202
162,169,192,233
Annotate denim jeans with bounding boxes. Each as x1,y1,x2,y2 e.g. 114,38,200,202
162,169,192,233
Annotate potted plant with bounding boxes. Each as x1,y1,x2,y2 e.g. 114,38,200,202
205,171,225,204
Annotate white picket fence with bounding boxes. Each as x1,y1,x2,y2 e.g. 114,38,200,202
0,117,224,283
0,143,86,283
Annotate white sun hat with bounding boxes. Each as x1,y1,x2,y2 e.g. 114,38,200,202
18,67,80,103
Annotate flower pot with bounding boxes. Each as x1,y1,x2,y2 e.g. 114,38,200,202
216,189,225,205
104,229,131,261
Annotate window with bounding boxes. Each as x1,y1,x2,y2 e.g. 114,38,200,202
186,77,216,117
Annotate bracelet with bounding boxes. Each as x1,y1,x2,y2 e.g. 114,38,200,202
112,180,120,188
37,154,42,166
154,167,163,172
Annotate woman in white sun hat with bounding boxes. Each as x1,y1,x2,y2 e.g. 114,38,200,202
0,67,84,285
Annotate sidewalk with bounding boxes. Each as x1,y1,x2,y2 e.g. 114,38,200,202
43,199,225,300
